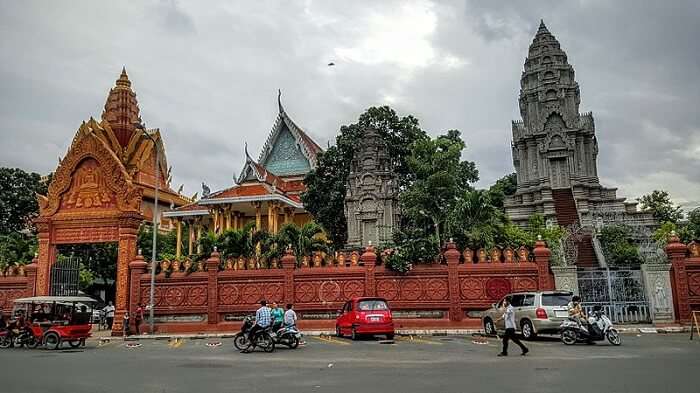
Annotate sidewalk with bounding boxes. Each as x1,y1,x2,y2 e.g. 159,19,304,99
95,324,690,341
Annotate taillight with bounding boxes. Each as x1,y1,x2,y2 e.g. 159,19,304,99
536,308,547,319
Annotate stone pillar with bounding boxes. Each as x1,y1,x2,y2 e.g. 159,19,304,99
128,251,148,334
281,248,296,305
361,245,377,297
175,219,182,258
196,223,203,253
533,238,554,291
225,207,232,230
24,259,38,297
641,263,675,324
551,266,579,295
206,248,221,324
35,223,54,296
113,225,138,336
233,211,239,230
266,202,274,232
666,235,689,323
444,240,462,321
254,202,262,231
188,221,194,256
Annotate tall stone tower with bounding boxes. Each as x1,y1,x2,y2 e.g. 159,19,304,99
345,128,399,248
505,21,656,267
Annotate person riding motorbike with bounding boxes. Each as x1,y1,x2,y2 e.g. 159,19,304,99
568,295,594,337
244,300,271,352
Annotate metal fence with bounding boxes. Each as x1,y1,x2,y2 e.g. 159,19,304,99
577,268,651,323
50,255,80,296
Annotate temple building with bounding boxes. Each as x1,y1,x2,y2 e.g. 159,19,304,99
504,21,656,267
40,68,190,228
163,92,322,257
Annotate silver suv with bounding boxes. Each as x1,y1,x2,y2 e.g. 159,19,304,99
482,291,573,340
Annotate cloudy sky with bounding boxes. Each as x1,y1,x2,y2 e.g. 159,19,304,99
1,0,698,209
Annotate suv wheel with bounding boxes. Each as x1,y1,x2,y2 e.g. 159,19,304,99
483,318,496,335
521,320,536,340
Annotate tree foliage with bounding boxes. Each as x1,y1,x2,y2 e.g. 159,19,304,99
638,190,683,224
0,232,37,271
302,106,428,248
598,225,642,266
0,167,49,234
137,224,180,261
487,172,517,208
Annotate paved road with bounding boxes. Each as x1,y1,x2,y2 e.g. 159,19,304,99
0,333,697,393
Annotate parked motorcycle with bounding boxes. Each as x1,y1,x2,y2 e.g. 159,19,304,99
233,316,275,353
559,306,621,346
273,325,301,349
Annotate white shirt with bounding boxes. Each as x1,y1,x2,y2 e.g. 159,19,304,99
284,309,297,326
503,305,516,329
104,305,115,318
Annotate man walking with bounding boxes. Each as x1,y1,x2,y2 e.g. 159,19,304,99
496,296,529,357
103,301,115,329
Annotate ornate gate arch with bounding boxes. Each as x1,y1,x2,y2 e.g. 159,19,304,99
35,122,143,335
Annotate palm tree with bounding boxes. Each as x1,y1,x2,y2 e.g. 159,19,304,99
276,222,327,264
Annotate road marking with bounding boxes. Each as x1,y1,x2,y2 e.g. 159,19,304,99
313,336,351,346
395,335,442,345
168,338,184,348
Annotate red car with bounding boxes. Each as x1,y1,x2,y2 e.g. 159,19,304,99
335,297,394,340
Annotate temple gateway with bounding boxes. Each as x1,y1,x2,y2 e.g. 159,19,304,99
504,21,656,267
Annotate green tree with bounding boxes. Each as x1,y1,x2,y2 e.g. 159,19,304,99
638,190,683,224
400,130,479,246
449,189,506,250
598,225,642,266
57,243,118,289
686,207,700,241
137,224,179,261
217,223,256,260
0,167,49,234
276,222,327,264
0,232,37,272
302,106,428,248
487,173,517,209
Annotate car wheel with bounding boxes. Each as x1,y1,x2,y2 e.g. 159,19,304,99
521,320,536,340
386,333,394,340
44,332,61,350
69,340,82,348
336,325,343,338
483,318,496,335
561,329,577,345
351,328,358,341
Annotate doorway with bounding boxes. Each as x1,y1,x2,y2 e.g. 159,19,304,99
549,158,570,189
56,243,118,306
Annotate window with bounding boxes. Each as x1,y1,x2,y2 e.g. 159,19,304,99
510,295,525,307
358,299,389,311
522,295,535,307
541,293,572,306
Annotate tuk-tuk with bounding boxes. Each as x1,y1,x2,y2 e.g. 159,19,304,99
6,296,97,349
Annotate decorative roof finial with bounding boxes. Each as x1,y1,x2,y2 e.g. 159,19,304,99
116,67,131,88
244,142,252,161
538,19,549,34
277,89,284,114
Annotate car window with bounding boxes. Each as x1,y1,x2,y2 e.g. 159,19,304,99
358,300,389,311
510,295,525,307
541,293,572,306
347,302,353,312
522,294,535,307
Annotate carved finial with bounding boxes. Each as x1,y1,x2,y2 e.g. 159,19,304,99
116,67,131,88
368,240,372,246
449,238,453,243
214,246,218,252
278,89,284,113
670,230,677,237
537,234,542,241
138,248,142,256
288,244,292,250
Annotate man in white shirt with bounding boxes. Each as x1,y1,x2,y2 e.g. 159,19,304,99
495,296,529,357
284,303,297,327
103,301,115,329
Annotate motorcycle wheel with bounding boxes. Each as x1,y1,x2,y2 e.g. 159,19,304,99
561,329,577,345
233,333,249,351
285,335,299,349
13,337,25,348
26,337,40,349
0,336,12,349
606,329,622,346
258,332,275,353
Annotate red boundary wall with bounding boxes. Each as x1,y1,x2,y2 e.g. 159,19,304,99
126,240,555,334
666,236,700,324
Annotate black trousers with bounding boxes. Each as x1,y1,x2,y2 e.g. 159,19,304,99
106,317,114,329
248,324,264,343
502,328,527,354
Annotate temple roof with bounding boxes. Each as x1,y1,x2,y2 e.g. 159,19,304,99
255,90,322,176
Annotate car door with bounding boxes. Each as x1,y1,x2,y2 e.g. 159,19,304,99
341,301,352,329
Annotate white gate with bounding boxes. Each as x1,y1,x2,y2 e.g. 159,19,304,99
577,268,651,323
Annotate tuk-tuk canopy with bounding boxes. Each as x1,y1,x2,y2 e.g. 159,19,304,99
13,296,98,305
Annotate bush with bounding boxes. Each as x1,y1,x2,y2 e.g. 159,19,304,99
599,225,642,266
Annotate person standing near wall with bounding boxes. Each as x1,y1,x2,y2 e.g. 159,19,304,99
496,296,529,357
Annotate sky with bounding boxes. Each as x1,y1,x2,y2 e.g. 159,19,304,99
1,0,698,210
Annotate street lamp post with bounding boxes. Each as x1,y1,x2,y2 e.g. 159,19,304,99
139,128,159,334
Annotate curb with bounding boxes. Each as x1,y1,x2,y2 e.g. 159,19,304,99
93,326,690,341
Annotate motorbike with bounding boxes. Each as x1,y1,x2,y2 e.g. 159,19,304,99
272,324,302,349
0,329,12,349
233,316,275,353
13,326,40,349
559,306,621,346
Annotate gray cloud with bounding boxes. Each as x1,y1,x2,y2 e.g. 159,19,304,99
0,0,698,210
